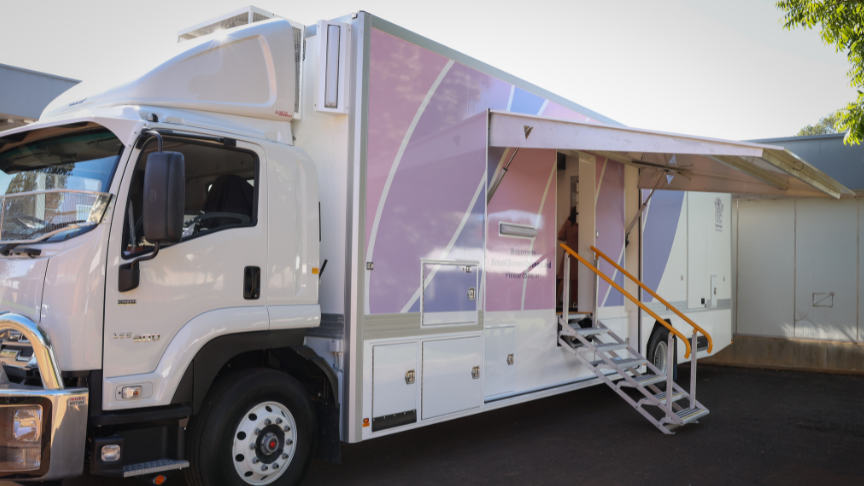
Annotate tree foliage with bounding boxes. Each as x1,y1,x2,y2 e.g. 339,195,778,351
777,0,864,144
797,110,842,136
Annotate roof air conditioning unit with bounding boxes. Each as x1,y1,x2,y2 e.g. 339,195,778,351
177,6,305,119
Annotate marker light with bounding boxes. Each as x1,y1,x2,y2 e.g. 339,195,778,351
101,444,121,462
121,386,143,400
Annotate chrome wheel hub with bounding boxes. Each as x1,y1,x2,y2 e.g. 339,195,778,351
232,401,297,485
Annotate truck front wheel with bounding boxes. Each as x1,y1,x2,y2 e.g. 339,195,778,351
185,368,317,486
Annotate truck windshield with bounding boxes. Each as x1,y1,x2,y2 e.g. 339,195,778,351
0,129,123,243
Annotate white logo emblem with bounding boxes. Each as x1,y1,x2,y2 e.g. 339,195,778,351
714,198,724,232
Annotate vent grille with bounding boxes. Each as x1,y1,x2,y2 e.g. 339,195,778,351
293,26,302,114
179,13,250,42
252,12,271,23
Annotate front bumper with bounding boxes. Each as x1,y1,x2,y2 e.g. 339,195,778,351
0,314,87,482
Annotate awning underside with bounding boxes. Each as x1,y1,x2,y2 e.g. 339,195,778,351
489,110,853,199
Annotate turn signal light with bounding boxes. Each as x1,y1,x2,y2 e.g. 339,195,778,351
101,444,121,462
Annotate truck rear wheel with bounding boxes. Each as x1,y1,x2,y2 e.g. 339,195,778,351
185,368,316,486
646,326,678,383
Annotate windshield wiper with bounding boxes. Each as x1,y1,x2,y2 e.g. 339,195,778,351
0,244,20,256
0,244,42,258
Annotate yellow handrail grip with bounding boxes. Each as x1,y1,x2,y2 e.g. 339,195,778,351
559,243,692,358
590,245,713,353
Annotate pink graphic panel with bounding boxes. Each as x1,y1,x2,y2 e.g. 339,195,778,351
365,28,600,315
486,149,556,312
523,158,557,311
541,101,598,124
366,29,450,251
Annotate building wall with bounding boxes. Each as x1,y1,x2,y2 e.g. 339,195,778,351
708,195,864,373
734,196,862,343
0,63,78,129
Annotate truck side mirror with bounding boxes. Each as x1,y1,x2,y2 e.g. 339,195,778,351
119,148,185,292
142,151,185,244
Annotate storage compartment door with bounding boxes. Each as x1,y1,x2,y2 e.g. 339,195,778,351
422,337,482,419
484,326,515,398
372,343,418,432
421,261,479,326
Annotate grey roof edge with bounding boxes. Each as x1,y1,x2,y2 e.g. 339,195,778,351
365,13,624,127
0,63,79,83
747,133,845,144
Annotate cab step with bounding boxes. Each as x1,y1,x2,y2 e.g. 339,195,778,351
122,459,190,478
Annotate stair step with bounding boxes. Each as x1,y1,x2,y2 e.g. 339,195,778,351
572,327,608,337
653,390,688,404
623,374,666,387
592,342,628,353
590,357,647,370
675,407,710,424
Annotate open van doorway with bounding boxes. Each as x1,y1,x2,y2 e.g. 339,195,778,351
556,152,579,312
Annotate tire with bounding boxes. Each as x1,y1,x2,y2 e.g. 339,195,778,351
185,368,317,486
646,327,678,382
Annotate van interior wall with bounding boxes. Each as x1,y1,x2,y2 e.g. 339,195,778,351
713,195,864,373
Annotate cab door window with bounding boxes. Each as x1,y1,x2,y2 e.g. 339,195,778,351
122,137,259,258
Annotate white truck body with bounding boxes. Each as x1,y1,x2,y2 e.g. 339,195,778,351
0,7,848,483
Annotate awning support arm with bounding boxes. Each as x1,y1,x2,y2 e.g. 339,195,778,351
487,148,519,204
624,172,665,247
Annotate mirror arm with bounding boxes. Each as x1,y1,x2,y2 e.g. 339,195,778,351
143,130,163,152
118,242,160,293
130,242,160,269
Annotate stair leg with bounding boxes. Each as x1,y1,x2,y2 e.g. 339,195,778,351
690,331,697,410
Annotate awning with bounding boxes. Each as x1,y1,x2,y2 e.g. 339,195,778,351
488,110,853,199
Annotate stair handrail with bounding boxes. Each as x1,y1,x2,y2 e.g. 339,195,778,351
559,243,693,358
590,245,713,353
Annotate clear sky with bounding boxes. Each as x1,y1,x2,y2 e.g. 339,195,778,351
0,0,853,141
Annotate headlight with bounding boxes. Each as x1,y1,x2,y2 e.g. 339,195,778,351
13,407,41,442
0,405,43,471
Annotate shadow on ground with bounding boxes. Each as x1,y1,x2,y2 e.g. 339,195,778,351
20,365,864,486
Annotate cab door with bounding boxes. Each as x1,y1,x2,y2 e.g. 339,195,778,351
103,135,268,381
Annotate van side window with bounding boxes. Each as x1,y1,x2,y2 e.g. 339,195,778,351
121,138,259,258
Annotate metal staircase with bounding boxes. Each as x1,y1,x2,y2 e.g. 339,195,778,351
559,314,708,434
558,243,710,434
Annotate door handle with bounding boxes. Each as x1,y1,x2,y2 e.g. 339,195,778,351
243,266,260,300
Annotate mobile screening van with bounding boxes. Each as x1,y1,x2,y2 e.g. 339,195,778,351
0,6,850,485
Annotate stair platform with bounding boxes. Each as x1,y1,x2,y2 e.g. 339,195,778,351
590,357,647,369
676,407,710,424
573,327,608,337
623,374,666,387
650,390,687,405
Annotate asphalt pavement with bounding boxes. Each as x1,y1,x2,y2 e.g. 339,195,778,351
8,364,864,485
